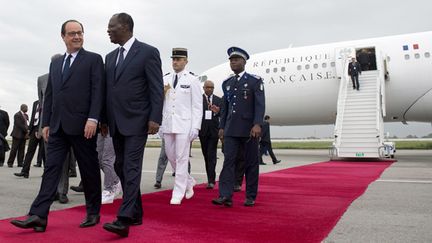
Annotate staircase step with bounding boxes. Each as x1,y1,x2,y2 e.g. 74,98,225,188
341,120,376,125
339,137,379,143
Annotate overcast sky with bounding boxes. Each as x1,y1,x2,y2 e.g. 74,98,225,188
1,0,431,138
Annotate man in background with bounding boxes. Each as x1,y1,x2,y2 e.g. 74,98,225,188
0,106,10,166
199,80,222,189
7,104,29,167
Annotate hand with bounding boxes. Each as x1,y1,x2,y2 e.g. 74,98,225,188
35,131,41,139
189,128,199,142
218,129,224,141
210,105,220,114
42,127,50,142
250,124,261,138
100,123,109,137
148,121,160,135
84,120,97,139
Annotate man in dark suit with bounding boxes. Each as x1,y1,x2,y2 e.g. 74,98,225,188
212,47,265,207
0,107,10,166
14,100,43,178
102,13,163,237
348,57,362,91
11,19,104,232
7,104,29,167
199,80,222,189
259,115,281,165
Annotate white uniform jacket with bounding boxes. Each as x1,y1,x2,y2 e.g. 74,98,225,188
161,70,202,134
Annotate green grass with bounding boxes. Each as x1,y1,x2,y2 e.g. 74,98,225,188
126,140,432,149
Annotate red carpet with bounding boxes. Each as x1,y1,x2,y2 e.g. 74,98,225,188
0,161,392,243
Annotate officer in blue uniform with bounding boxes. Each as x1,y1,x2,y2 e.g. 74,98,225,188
212,47,265,207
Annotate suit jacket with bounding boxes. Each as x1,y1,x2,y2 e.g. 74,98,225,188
11,111,28,139
42,48,104,135
260,121,271,143
28,100,40,133
105,39,164,136
161,70,202,134
37,73,49,134
0,109,9,137
220,72,266,137
199,94,222,137
348,62,361,76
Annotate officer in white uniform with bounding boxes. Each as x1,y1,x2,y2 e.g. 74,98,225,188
161,48,202,205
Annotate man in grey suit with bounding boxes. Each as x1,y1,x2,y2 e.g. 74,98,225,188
37,55,73,204
102,12,164,237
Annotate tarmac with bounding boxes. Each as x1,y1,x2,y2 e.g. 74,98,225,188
0,148,431,242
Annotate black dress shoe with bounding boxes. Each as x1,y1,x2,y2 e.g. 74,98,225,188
58,194,69,204
11,215,47,232
259,162,267,165
154,181,161,189
206,183,214,189
7,164,13,168
70,185,84,192
131,217,142,226
244,198,255,207
14,172,29,178
273,160,281,164
103,220,129,237
80,214,100,228
17,164,23,167
69,171,77,177
212,196,233,207
233,185,241,192
33,164,42,167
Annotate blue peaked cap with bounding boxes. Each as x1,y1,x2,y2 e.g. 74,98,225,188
227,46,249,60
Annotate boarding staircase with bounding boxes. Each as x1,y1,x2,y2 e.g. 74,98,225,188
331,52,387,158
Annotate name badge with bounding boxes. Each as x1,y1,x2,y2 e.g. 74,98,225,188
205,110,212,120
180,85,190,88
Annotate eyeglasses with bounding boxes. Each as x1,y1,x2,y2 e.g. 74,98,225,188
66,31,84,37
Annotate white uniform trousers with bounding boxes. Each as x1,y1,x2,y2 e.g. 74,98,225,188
164,133,196,200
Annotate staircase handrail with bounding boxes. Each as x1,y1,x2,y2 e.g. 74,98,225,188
333,56,350,147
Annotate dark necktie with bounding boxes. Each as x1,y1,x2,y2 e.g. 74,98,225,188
173,74,178,89
116,47,125,69
235,74,240,80
207,95,211,109
62,54,72,81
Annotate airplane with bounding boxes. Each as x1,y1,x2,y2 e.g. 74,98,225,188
199,31,432,158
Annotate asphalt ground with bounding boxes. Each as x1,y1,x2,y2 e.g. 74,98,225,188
0,148,431,242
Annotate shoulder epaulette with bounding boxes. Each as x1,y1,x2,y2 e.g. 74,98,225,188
222,74,235,83
164,72,171,76
250,73,263,80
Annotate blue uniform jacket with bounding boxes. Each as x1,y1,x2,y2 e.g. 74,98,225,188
220,72,265,137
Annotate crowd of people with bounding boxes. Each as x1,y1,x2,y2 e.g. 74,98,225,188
0,12,282,237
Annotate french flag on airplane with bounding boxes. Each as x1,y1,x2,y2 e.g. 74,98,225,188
403,44,419,50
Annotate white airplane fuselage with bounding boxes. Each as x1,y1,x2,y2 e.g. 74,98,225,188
200,31,432,126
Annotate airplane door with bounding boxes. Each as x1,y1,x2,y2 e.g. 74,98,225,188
334,47,356,79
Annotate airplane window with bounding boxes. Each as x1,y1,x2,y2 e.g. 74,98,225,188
330,62,335,67
297,65,302,70
281,67,286,72
199,75,207,82
273,68,278,73
313,64,318,69
322,63,327,68
404,54,410,60
266,68,270,73
425,52,430,58
414,53,420,59
305,64,310,70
